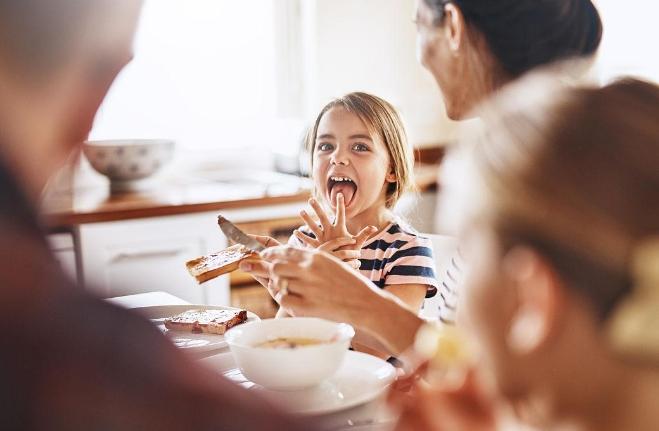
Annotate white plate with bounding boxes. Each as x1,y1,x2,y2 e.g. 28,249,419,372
134,304,260,353
200,350,396,415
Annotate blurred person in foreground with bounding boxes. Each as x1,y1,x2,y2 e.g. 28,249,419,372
0,1,306,429
389,75,659,430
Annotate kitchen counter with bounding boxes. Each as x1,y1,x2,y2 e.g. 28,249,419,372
42,164,440,229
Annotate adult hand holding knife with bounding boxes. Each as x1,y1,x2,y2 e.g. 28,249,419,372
217,215,291,299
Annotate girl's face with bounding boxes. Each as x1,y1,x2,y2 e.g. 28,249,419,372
312,106,395,220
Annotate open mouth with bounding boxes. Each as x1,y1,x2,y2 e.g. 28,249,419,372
327,175,358,208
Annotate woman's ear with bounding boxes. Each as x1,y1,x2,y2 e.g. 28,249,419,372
443,3,466,54
502,246,564,355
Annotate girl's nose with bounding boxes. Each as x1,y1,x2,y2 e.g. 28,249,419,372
331,149,350,166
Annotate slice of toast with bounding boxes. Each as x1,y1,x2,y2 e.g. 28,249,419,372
164,308,248,335
185,244,259,284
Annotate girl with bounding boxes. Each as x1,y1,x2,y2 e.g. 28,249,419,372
391,76,659,430
243,92,439,357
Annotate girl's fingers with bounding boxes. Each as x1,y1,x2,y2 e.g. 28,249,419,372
294,229,320,248
354,225,378,245
347,259,361,270
332,249,361,261
317,237,357,253
299,210,323,239
335,193,346,228
309,198,332,231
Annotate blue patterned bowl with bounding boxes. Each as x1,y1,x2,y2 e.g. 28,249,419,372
83,139,175,191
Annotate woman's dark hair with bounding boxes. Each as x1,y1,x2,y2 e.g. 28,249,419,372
424,0,603,77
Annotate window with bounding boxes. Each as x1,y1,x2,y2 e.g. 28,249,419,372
90,0,304,165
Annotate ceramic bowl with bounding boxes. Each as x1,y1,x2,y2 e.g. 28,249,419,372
225,317,354,391
82,139,175,191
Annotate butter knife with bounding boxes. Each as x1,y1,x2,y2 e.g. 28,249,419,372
217,215,265,253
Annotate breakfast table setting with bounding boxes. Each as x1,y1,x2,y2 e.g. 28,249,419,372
108,291,399,431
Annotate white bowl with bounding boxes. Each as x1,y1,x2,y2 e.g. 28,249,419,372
82,139,175,191
224,317,355,391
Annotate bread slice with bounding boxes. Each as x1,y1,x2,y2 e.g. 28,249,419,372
164,308,248,335
185,244,259,284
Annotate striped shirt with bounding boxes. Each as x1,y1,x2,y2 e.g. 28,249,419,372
436,249,463,324
290,221,439,298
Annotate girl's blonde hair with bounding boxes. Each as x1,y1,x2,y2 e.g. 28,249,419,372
463,74,659,320
306,92,415,209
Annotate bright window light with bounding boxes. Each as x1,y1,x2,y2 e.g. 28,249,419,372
595,0,659,83
90,0,289,160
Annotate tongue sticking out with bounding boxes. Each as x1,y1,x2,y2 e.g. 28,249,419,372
330,182,357,207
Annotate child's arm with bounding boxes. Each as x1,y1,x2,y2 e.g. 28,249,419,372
385,283,428,312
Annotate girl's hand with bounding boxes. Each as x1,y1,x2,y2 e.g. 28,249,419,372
317,237,361,269
294,194,377,268
388,368,499,431
296,194,350,244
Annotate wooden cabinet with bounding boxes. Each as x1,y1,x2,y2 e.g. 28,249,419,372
230,285,279,319
78,211,228,304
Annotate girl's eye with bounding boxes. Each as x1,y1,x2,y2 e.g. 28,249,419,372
317,143,333,152
353,143,369,152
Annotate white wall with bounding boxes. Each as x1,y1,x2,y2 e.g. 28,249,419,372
296,0,458,148
90,0,282,170
595,0,659,83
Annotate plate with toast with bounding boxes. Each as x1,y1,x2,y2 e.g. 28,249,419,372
137,304,260,353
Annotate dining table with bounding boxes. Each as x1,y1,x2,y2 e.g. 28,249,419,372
108,291,398,431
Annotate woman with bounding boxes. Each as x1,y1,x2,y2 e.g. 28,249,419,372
244,0,603,356
390,75,659,430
